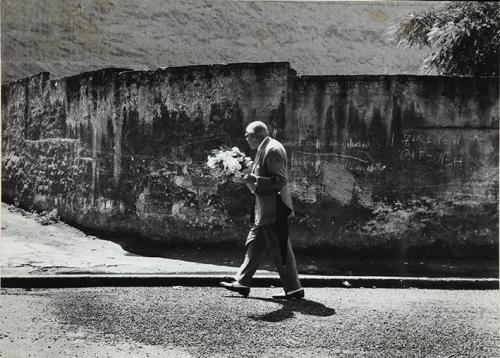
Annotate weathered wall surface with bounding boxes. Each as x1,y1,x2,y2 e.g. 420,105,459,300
2,63,498,258
284,75,498,256
286,76,498,200
2,63,290,244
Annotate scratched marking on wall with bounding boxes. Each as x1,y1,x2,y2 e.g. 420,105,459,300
398,131,485,168
286,136,388,205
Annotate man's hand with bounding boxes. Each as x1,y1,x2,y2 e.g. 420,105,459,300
241,167,252,176
244,174,257,184
244,174,257,193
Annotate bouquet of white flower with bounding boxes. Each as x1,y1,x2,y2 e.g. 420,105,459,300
206,146,253,182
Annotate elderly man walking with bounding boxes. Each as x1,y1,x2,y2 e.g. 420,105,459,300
220,121,304,299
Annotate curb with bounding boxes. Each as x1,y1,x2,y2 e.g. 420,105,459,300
1,275,498,290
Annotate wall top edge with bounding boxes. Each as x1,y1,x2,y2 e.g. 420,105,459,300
151,61,293,72
296,74,500,81
3,62,295,86
114,61,294,78
3,62,499,88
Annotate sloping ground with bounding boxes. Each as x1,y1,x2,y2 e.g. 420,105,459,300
0,203,244,275
1,0,433,83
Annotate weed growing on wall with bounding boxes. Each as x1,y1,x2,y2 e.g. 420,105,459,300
8,202,60,226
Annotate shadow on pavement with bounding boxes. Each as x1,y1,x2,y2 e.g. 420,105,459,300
84,229,499,278
116,239,499,278
246,297,336,322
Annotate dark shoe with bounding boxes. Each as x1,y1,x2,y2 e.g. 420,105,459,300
272,289,305,300
220,281,250,297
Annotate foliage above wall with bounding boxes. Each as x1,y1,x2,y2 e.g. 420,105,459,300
387,1,500,76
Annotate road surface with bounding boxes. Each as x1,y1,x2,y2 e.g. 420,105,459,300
1,287,498,357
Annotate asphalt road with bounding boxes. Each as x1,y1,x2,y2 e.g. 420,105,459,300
1,287,498,357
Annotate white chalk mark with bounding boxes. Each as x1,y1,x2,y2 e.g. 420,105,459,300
296,150,369,164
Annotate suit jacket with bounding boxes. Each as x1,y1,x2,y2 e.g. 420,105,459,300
249,136,294,227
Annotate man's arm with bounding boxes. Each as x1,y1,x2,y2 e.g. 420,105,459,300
254,149,287,194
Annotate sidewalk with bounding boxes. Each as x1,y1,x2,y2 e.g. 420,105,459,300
0,203,250,277
1,203,497,289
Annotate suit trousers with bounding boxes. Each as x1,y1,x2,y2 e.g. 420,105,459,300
234,224,302,293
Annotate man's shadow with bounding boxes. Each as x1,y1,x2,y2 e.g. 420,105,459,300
243,297,336,322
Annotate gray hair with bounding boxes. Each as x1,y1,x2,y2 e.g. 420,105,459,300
246,121,269,136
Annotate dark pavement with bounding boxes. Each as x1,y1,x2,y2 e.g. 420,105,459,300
1,287,499,357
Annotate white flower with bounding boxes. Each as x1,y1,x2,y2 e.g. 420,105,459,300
206,146,251,182
206,156,218,169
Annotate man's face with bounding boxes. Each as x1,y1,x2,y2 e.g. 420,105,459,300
245,131,260,150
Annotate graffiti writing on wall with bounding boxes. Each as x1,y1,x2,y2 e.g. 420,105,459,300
397,131,484,168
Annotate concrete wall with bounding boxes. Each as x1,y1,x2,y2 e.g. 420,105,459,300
286,75,498,202
283,75,498,256
2,63,291,243
2,63,498,258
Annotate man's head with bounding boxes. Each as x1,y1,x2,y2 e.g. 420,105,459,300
245,121,269,149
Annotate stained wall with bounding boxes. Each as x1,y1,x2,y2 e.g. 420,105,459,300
2,63,498,256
